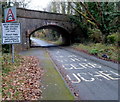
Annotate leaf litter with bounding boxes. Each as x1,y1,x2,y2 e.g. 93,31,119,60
2,56,44,100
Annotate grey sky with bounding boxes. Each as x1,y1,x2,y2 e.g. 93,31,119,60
27,0,51,10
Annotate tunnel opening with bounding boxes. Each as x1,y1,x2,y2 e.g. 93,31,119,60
29,25,71,48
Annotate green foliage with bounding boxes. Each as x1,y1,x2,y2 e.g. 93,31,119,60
88,2,119,34
88,28,102,43
69,15,88,31
69,16,82,27
90,49,99,55
107,32,120,44
70,2,119,43
107,34,116,44
87,2,101,23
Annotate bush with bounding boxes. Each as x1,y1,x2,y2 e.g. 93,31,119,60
107,32,120,44
88,28,102,43
90,48,99,55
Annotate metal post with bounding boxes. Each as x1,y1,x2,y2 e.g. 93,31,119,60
12,44,14,63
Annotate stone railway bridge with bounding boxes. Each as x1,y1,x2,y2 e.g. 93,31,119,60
15,8,82,51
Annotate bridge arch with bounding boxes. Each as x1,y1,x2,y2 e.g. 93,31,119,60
29,24,71,47
15,8,77,52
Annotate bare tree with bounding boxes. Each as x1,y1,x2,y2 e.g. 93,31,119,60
47,1,74,14
7,0,31,8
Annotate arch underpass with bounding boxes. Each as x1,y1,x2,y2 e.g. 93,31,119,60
29,25,71,47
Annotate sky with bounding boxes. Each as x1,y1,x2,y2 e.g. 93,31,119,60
27,0,52,11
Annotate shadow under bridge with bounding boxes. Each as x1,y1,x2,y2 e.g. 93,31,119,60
29,25,71,47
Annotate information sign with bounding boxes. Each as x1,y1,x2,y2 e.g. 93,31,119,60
2,23,21,44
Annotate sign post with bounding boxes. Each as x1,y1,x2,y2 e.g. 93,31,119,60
2,6,20,63
12,44,14,63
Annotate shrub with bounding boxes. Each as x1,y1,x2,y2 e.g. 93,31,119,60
107,32,120,44
90,48,99,55
88,28,102,43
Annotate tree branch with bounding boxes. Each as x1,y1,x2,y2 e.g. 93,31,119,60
70,3,96,27
79,2,100,27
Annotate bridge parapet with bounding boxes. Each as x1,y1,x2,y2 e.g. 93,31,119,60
17,8,69,22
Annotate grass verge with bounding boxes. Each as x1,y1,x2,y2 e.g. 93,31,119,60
72,43,119,63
